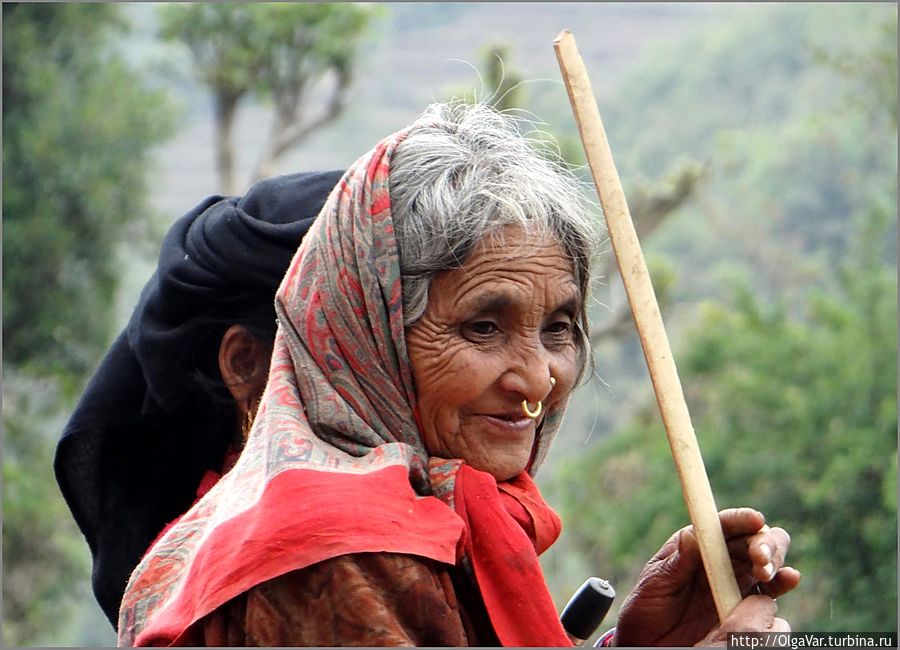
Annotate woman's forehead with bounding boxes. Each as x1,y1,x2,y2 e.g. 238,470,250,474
429,231,579,315
462,226,573,275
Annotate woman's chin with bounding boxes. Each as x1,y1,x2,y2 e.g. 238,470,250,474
472,457,529,483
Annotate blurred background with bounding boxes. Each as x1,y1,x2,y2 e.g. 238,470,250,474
3,2,896,646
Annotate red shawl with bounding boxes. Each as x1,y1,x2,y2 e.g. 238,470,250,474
117,119,572,647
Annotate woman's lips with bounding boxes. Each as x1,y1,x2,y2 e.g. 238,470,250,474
477,413,535,432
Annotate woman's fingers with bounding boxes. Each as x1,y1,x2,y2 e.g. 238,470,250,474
715,509,791,584
719,508,767,538
757,567,802,598
748,526,791,582
643,527,703,590
678,509,763,563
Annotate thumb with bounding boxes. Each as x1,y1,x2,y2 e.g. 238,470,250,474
664,527,703,576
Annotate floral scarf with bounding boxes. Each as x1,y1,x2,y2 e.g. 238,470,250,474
118,118,572,647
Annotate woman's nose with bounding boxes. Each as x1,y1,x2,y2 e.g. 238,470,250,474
499,349,554,404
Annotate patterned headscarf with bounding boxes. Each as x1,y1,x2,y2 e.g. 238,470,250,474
118,118,572,647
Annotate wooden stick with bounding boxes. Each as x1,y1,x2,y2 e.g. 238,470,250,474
553,29,742,621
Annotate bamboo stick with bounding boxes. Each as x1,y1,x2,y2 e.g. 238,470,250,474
553,29,742,621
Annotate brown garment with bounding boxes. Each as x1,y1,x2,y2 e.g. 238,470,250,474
175,552,499,647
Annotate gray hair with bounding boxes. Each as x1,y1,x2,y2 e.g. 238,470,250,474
389,101,601,381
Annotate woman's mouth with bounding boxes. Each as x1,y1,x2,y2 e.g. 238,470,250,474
478,413,535,431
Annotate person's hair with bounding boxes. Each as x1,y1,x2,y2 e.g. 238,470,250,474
389,101,601,382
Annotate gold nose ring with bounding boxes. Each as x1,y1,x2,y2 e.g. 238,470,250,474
522,400,542,419
521,376,557,419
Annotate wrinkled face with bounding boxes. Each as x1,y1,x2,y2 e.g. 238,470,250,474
406,225,579,481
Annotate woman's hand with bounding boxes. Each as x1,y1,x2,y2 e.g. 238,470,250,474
696,595,791,647
612,508,801,647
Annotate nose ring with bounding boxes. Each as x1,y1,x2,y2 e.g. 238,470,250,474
521,376,557,419
522,400,543,419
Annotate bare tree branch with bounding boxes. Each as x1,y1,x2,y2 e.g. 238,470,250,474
589,162,705,345
252,69,350,182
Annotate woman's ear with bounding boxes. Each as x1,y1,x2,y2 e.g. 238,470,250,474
218,324,272,417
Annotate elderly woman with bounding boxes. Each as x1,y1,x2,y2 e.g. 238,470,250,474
117,102,799,647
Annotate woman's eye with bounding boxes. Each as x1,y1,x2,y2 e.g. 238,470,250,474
544,319,573,337
465,321,499,337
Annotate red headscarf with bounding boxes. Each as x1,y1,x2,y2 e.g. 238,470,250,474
118,118,572,647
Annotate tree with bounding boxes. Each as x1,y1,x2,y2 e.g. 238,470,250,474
596,4,897,293
2,4,174,644
158,3,375,194
3,3,173,381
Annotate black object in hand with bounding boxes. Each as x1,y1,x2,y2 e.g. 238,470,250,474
560,577,616,644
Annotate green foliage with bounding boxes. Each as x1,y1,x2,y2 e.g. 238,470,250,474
2,373,94,646
157,3,377,188
813,15,898,130
157,4,267,103
550,209,897,631
602,4,897,300
2,4,174,645
159,3,373,97
696,209,897,631
2,3,174,380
